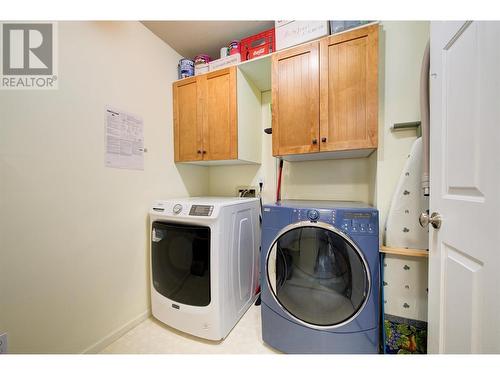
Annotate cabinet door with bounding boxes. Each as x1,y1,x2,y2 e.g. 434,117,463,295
320,25,378,151
272,42,320,156
173,77,203,162
201,67,237,161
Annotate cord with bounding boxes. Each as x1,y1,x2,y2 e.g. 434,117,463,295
254,181,264,306
259,182,263,225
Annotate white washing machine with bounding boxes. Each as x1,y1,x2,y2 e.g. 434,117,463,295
149,197,260,340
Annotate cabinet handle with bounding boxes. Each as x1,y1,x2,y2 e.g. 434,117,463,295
197,150,202,154
321,137,327,143
312,139,318,145
202,150,207,154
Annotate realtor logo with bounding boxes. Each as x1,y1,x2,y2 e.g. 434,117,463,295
1,22,58,89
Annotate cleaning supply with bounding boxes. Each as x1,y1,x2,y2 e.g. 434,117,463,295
228,40,240,56
220,46,229,58
177,58,194,79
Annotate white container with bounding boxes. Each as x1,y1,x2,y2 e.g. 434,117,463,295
209,54,241,72
275,21,329,50
220,46,229,58
195,63,209,75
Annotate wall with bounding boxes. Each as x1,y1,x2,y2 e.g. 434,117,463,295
209,21,430,222
376,21,430,323
0,22,208,353
376,21,430,239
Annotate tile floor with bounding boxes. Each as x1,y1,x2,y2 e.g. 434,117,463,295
100,304,279,354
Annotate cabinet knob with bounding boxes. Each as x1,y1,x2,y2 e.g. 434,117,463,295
321,137,327,143
312,138,318,145
197,150,202,154
202,150,207,154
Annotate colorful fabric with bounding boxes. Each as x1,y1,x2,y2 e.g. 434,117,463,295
384,314,427,354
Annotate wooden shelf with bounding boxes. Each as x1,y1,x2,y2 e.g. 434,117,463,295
380,245,428,258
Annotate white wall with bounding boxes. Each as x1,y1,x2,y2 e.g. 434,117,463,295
0,21,208,353
209,22,430,219
376,21,430,239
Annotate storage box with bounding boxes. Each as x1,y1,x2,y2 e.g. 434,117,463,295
275,21,329,50
208,54,241,72
195,63,209,75
330,21,373,34
240,28,275,61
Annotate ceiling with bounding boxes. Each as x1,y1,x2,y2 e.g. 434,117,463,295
141,21,274,60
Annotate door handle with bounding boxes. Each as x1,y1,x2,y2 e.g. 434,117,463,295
419,211,442,229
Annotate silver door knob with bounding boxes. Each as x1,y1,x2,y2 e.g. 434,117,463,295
419,211,442,229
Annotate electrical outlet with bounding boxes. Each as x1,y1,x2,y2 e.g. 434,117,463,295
237,186,257,198
0,332,8,354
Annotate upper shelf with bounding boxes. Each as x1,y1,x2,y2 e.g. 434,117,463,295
172,22,381,93
173,53,272,92
238,54,272,92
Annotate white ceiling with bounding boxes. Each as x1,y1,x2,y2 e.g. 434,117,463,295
141,21,274,60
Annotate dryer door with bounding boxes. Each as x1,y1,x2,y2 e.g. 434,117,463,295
266,223,370,328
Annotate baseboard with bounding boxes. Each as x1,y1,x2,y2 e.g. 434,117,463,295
82,309,151,354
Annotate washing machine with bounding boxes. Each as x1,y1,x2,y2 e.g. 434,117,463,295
261,200,380,353
150,197,260,341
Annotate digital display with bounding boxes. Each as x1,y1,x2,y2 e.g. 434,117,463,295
189,205,214,216
344,212,371,219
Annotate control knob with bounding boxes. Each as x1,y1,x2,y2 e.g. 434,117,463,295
307,209,320,221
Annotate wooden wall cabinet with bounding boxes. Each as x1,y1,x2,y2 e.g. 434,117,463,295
173,66,261,165
272,24,379,160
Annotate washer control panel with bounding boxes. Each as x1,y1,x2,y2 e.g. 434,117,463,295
189,205,214,216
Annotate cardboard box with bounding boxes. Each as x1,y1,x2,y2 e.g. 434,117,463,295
275,20,293,27
275,21,329,50
208,54,241,72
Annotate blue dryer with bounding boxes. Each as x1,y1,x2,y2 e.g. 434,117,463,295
261,200,380,354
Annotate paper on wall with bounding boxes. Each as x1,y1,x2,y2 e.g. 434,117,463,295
105,107,144,170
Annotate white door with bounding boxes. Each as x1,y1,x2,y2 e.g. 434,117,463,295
427,21,500,353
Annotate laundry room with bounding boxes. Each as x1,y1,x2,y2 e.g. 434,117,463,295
1,1,499,373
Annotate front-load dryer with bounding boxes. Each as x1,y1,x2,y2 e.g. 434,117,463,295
149,197,260,340
261,200,380,353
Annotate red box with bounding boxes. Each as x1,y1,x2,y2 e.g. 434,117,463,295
240,28,275,61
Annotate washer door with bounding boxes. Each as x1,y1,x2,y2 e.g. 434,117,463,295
266,223,370,328
151,221,211,307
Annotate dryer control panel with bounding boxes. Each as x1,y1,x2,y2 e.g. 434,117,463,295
292,208,378,236
339,211,377,235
